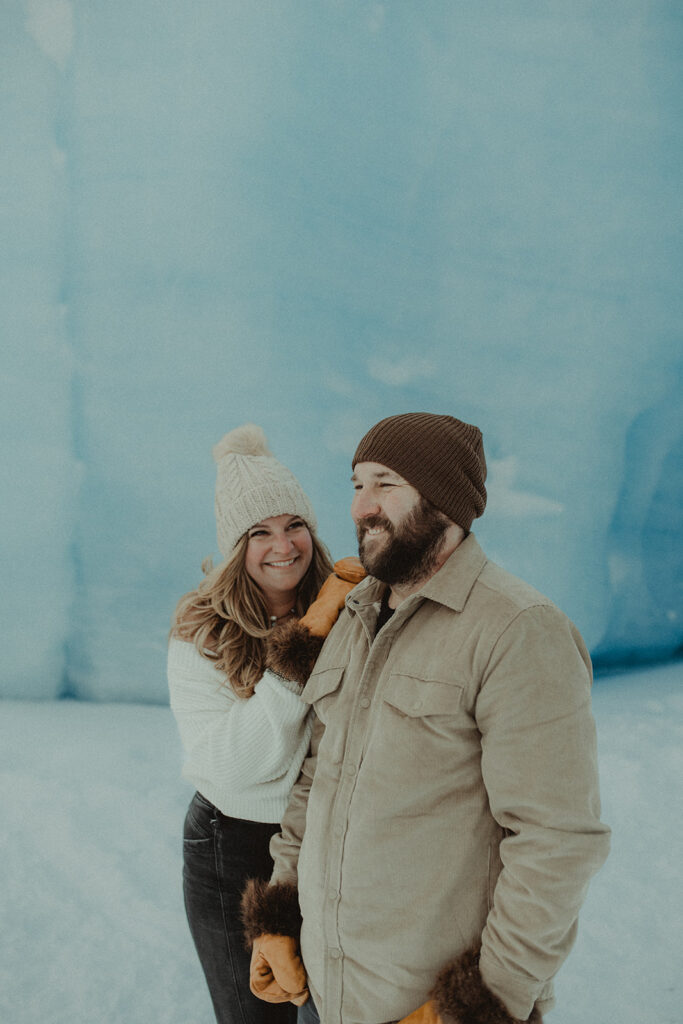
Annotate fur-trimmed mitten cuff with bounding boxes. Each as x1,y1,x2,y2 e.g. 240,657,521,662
431,950,542,1024
266,619,325,687
241,879,302,947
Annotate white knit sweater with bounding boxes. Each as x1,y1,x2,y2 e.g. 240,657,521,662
168,637,313,823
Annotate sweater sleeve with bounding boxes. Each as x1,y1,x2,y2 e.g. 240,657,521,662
269,709,323,886
167,637,311,790
474,604,611,1020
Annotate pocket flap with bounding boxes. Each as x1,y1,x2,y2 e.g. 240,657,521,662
384,674,463,717
301,665,345,706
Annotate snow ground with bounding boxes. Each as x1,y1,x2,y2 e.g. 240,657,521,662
1,662,681,1024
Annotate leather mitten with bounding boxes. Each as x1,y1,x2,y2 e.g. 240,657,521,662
299,557,365,636
398,1000,444,1024
267,556,365,684
397,1000,541,1024
249,933,308,1006
241,879,308,1006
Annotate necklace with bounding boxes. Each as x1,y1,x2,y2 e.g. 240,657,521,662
269,609,295,623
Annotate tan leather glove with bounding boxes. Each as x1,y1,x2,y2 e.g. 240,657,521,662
398,1002,443,1024
249,933,309,1006
298,556,365,637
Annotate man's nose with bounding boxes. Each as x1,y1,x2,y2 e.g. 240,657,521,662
352,492,380,519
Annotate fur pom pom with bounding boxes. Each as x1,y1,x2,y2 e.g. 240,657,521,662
213,423,272,463
241,879,302,946
431,949,542,1023
267,619,324,686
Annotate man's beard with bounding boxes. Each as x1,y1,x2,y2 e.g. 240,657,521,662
357,497,451,586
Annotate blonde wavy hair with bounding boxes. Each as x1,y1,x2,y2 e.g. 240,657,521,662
171,528,333,698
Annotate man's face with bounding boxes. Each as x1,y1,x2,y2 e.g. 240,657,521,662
351,461,451,585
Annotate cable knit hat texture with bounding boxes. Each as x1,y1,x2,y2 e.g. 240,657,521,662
352,412,487,531
213,424,316,556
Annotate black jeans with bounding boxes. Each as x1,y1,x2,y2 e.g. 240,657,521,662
296,997,320,1024
183,791,297,1024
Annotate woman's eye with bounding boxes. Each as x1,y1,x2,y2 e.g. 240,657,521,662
249,530,267,538
287,521,305,530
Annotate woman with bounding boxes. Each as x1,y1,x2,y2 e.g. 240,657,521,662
168,424,348,1024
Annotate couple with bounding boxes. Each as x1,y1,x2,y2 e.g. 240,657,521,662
169,413,610,1024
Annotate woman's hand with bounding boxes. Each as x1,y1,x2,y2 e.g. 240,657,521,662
266,557,366,684
299,557,365,637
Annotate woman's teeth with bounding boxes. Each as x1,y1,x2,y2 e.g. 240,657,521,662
267,558,297,567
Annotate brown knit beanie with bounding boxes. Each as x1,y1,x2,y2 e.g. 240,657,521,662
352,412,487,531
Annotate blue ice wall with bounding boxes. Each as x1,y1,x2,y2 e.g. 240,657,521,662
2,1,681,701
1,2,78,698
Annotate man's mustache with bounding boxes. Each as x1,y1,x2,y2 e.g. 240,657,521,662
357,515,393,538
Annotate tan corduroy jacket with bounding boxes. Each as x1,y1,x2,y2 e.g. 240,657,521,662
271,535,610,1024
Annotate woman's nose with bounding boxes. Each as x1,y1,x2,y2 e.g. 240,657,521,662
270,532,295,553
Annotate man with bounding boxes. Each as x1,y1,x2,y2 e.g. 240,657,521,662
242,413,610,1024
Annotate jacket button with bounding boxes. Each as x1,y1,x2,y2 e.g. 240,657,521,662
328,889,338,900
412,700,422,710
329,948,342,959
360,697,370,709
345,764,356,776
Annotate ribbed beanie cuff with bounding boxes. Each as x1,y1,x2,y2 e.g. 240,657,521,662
352,412,487,530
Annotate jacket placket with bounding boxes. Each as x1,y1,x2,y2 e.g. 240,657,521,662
320,593,425,1024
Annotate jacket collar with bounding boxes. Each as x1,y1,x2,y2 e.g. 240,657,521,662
345,533,488,615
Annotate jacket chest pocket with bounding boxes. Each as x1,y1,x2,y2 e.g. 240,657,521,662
301,665,345,724
366,673,477,801
380,673,469,766
383,673,464,718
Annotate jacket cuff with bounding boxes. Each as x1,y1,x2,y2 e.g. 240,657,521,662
240,878,302,946
431,949,542,1024
266,619,324,686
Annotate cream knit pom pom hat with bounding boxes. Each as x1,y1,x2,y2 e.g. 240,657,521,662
213,424,316,556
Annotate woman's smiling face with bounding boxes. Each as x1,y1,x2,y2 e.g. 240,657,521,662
244,514,313,611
